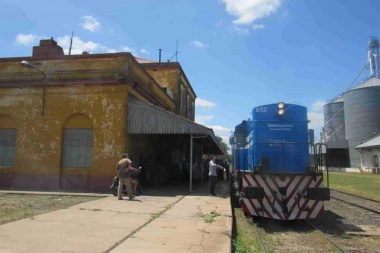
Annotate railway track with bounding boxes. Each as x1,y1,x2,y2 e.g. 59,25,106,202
304,219,348,253
330,189,380,215
305,189,380,252
251,218,347,253
252,221,269,253
237,189,380,252
331,189,380,203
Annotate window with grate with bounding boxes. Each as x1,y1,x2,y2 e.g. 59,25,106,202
63,129,93,167
0,129,17,166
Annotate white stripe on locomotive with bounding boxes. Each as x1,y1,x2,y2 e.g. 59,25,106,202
242,174,325,220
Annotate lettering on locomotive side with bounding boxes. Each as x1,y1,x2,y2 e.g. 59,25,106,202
267,123,294,131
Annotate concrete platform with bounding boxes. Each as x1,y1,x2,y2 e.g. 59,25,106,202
0,181,232,253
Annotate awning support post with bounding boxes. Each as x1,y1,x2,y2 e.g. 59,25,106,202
190,133,193,192
201,145,204,183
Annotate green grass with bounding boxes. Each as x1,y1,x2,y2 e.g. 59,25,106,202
203,210,221,223
233,208,267,253
151,203,174,219
0,194,103,225
324,171,380,201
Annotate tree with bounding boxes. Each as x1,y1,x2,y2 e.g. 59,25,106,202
216,136,231,161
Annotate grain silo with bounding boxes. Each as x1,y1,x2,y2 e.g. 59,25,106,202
322,95,350,167
344,77,380,167
323,95,345,143
322,37,380,168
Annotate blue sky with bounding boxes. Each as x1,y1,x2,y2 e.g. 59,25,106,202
1,0,379,150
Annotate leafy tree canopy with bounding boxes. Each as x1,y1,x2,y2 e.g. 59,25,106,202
216,136,231,162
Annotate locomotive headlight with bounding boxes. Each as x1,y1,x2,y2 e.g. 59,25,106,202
278,102,285,109
278,109,285,115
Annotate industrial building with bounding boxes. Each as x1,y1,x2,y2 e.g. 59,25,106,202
322,38,380,171
0,38,224,191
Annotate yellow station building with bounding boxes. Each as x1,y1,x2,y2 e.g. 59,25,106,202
0,38,223,191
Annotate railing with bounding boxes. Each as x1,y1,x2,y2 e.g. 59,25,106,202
309,143,329,187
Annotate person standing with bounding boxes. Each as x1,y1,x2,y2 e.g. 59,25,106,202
224,159,230,181
209,156,224,196
116,153,136,200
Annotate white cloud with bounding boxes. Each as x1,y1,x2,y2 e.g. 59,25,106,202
307,100,326,132
106,49,117,53
208,125,234,152
215,20,224,27
23,34,138,56
195,115,214,125
308,111,324,130
190,40,209,48
81,15,101,32
308,100,326,132
141,48,150,55
57,35,116,55
229,25,250,35
306,100,327,139
311,100,326,112
252,24,266,30
282,10,289,18
15,33,40,46
195,98,215,108
122,46,138,57
208,125,233,136
122,46,135,52
222,0,281,25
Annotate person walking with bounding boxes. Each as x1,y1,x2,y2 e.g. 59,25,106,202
208,156,224,196
116,153,137,200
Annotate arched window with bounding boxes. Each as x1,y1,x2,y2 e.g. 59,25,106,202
62,114,93,168
0,115,17,166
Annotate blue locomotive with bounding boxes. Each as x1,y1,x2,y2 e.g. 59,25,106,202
230,102,330,220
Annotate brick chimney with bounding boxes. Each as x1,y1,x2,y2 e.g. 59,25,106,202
32,37,64,58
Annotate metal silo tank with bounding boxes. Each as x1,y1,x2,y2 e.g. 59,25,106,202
344,78,380,167
323,96,345,143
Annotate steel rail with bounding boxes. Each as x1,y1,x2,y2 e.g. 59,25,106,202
330,196,380,215
252,221,268,253
331,189,379,203
304,220,348,253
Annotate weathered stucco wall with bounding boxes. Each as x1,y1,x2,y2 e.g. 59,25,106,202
0,84,131,190
145,68,180,101
0,51,178,191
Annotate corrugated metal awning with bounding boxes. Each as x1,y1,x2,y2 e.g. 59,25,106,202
355,134,380,149
127,96,225,154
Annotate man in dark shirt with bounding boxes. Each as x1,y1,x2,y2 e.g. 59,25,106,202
116,153,136,200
